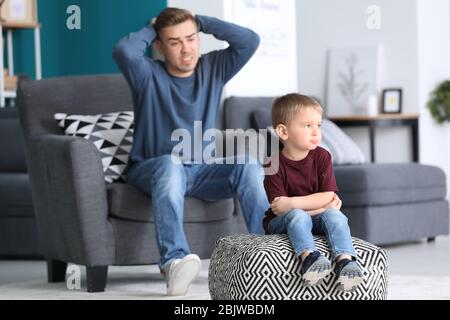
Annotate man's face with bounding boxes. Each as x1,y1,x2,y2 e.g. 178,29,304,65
156,20,200,78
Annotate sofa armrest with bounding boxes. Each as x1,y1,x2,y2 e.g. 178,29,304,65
26,134,114,265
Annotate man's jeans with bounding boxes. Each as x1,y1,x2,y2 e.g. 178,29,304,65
267,208,356,260
127,154,268,269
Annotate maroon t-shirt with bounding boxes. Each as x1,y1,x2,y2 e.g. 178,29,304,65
263,146,339,233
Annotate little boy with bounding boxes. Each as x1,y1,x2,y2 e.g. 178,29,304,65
263,93,363,291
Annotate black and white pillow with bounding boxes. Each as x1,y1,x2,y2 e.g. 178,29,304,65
54,111,134,183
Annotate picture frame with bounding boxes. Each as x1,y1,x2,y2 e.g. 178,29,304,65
0,0,37,25
326,45,381,116
382,88,402,114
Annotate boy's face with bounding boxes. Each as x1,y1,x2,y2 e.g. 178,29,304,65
156,19,200,78
278,107,322,152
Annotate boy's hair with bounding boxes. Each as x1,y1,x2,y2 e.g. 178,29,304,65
154,7,196,38
272,93,323,128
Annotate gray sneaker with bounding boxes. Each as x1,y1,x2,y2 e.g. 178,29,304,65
301,251,332,287
163,254,201,296
335,259,364,292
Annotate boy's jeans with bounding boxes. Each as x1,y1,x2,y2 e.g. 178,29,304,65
267,208,357,260
127,154,268,269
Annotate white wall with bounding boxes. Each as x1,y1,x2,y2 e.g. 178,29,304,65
297,0,419,163
416,0,450,197
167,0,226,54
168,0,298,128
169,0,297,97
168,0,450,194
297,0,450,196
223,0,298,97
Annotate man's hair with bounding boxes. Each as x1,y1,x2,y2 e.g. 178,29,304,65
272,93,323,128
154,7,196,38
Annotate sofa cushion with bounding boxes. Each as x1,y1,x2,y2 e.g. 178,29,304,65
335,163,447,207
343,200,449,245
320,120,366,165
55,111,134,183
0,173,34,211
224,97,275,130
107,183,235,223
0,112,27,173
251,108,273,130
0,107,19,118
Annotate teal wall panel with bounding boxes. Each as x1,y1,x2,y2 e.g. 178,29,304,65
6,0,166,78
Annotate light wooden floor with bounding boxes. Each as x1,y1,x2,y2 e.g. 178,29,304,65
1,234,450,299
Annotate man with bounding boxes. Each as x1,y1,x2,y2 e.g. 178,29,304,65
113,7,268,296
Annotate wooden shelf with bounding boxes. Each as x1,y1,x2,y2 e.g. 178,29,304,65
328,113,420,163
1,21,40,29
0,0,41,107
328,113,420,122
3,89,16,98
1,0,38,29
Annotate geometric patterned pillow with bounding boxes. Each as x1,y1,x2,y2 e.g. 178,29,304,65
54,111,134,183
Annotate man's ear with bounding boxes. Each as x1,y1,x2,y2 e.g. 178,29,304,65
152,39,165,61
275,124,288,142
154,39,162,54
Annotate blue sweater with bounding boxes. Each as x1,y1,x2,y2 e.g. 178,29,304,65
112,15,260,164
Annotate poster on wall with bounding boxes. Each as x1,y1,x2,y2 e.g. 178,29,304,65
224,0,297,97
326,45,381,116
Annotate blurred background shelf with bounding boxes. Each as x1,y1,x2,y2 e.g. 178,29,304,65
0,0,41,107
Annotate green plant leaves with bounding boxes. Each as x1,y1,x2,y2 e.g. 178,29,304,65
427,80,450,124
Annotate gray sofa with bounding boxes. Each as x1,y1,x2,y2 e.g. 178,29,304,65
0,108,40,257
16,74,247,292
223,96,450,245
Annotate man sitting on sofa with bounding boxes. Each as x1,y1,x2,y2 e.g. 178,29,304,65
113,7,268,296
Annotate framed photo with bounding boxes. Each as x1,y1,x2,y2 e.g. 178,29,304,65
0,0,37,25
382,88,402,113
326,45,381,116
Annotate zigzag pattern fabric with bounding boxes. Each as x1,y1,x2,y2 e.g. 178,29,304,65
55,111,134,183
209,234,388,300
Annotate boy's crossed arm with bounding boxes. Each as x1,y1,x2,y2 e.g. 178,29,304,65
305,193,342,216
270,192,342,216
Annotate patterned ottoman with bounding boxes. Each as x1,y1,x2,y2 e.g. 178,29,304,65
209,234,388,300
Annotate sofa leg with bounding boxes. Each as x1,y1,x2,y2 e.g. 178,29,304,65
427,237,436,242
86,266,108,293
47,259,67,283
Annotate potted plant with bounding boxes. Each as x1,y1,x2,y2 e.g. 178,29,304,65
427,80,450,124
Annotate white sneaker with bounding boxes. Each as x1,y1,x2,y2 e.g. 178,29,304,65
164,254,201,296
